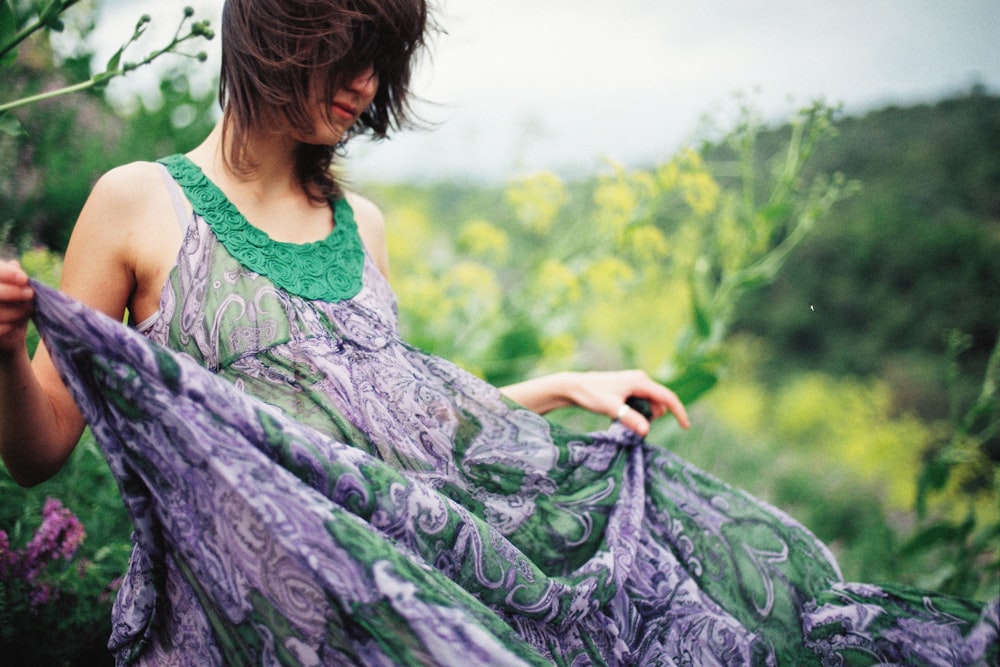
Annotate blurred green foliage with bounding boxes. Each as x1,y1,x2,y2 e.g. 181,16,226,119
1,0,213,117
735,88,1000,422
1,0,216,250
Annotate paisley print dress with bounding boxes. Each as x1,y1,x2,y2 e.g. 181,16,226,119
30,154,998,666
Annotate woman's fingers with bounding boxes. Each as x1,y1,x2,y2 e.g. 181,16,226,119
656,387,690,430
0,261,34,349
615,402,652,436
604,371,690,433
0,261,34,306
0,260,30,287
623,374,690,430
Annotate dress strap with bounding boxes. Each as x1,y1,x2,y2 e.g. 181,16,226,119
157,162,192,234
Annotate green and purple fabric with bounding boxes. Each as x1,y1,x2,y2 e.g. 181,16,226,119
29,154,998,665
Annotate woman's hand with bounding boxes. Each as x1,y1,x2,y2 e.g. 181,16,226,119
0,260,34,356
559,369,690,435
501,369,690,436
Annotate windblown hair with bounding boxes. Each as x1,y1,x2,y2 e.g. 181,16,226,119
219,0,429,199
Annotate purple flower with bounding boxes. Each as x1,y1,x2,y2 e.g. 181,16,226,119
27,582,56,608
21,497,86,582
0,497,89,612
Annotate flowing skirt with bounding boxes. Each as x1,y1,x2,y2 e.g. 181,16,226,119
31,281,999,666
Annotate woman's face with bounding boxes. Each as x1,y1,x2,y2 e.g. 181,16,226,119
301,66,380,146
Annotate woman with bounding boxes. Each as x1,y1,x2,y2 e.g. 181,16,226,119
1,0,996,664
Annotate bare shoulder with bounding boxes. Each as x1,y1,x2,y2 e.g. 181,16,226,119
73,160,181,254
344,190,385,233
62,160,184,321
91,160,167,206
76,161,176,237
344,190,390,279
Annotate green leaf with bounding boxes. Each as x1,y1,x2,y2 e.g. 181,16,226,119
730,265,773,293
899,521,968,557
663,365,719,405
39,0,62,24
915,456,952,515
90,69,116,91
759,200,793,227
689,274,712,339
105,46,123,73
971,521,1000,551
0,111,23,137
0,0,16,64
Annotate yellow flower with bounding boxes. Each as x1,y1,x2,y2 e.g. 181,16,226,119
540,333,578,367
680,170,721,216
656,148,720,216
386,204,434,267
582,257,636,298
506,172,568,235
440,262,503,329
709,382,768,436
631,170,659,200
772,374,923,511
457,218,510,264
594,181,637,235
532,259,581,305
657,160,680,191
626,225,669,263
442,261,501,303
593,169,639,237
397,273,452,324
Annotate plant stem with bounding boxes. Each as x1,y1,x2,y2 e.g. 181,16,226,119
0,79,94,113
2,11,210,115
0,0,85,61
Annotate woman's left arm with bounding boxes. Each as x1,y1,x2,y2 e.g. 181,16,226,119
500,370,690,436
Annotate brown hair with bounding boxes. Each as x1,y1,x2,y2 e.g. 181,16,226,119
219,0,429,199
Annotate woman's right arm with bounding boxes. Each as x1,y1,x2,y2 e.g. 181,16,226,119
0,164,154,486
0,263,86,486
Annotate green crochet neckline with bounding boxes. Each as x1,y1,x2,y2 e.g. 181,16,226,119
159,153,364,303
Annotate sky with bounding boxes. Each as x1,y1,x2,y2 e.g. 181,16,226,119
99,0,1000,184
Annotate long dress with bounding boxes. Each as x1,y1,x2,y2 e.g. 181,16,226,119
30,154,998,666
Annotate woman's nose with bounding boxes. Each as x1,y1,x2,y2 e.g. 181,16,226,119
348,66,378,97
